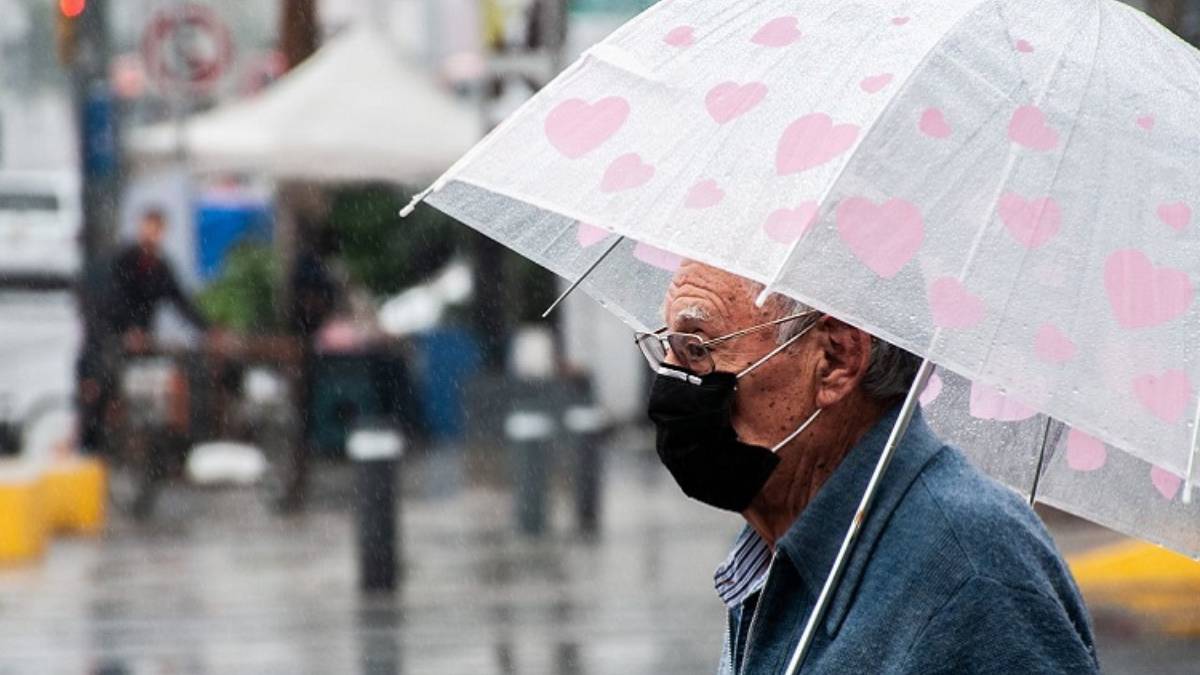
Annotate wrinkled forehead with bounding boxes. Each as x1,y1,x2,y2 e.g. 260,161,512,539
663,261,780,330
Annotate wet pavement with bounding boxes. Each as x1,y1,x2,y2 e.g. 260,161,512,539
1,438,1196,674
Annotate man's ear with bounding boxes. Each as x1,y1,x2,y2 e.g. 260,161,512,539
814,317,872,409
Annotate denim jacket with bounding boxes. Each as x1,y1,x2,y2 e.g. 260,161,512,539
718,407,1098,674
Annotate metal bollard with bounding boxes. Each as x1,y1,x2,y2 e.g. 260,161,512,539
505,410,555,536
347,426,404,592
564,406,609,536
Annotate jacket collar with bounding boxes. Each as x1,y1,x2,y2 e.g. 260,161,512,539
773,404,944,637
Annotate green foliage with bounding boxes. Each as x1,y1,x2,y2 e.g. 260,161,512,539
197,243,279,333
330,185,459,297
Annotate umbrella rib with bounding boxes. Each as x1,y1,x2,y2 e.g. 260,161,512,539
1027,417,1057,506
784,359,936,675
1184,399,1200,505
541,236,625,318
974,3,1101,377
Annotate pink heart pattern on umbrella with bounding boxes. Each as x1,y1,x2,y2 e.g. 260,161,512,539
601,153,655,193
919,107,952,139
664,25,694,47
929,277,986,329
776,114,859,175
751,16,801,46
997,192,1062,249
633,241,683,271
1132,369,1193,424
1066,428,1107,472
1156,201,1191,231
575,222,609,248
1150,465,1182,500
1136,115,1155,131
969,382,1037,422
544,97,631,159
918,370,943,407
1104,249,1193,329
836,197,924,278
1008,105,1059,151
705,81,768,124
1034,323,1076,363
763,203,819,244
859,73,894,94
684,179,724,209
1015,39,1034,53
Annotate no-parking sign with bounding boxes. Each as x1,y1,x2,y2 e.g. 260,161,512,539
141,4,234,94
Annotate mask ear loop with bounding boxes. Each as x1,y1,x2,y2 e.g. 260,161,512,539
771,407,822,453
726,317,822,452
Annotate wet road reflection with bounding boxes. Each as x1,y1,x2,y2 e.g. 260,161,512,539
0,442,731,674
0,441,1193,673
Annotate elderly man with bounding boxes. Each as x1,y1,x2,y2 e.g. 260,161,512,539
640,262,1098,674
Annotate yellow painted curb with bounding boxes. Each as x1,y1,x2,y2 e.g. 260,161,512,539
41,457,107,536
1068,541,1200,637
1070,540,1200,587
0,462,47,564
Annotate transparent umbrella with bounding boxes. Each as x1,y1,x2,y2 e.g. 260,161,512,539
404,0,1200,670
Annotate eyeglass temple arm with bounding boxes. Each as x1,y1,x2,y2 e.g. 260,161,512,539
704,311,819,347
735,323,813,380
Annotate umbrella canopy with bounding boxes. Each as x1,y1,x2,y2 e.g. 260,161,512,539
129,28,479,184
418,0,1200,561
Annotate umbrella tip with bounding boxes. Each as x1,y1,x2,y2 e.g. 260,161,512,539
399,182,442,218
754,288,772,308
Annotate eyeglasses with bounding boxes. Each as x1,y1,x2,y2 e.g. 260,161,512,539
635,310,820,378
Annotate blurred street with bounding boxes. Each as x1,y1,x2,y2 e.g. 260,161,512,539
0,291,79,419
1,443,1197,675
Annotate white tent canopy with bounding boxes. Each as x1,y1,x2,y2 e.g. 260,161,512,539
129,28,479,184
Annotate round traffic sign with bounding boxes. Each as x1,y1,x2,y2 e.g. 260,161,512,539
141,4,234,94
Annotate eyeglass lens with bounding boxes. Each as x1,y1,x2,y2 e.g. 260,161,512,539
667,333,714,374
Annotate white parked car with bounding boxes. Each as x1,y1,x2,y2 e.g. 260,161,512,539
0,171,81,285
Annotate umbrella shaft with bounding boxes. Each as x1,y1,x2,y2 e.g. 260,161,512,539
783,359,935,675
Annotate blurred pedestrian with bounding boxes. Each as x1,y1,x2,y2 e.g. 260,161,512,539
77,208,212,455
642,261,1098,674
106,207,210,342
283,216,339,509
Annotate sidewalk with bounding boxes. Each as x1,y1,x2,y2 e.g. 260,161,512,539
0,442,737,674
0,440,1195,674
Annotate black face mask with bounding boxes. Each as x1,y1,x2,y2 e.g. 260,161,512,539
647,365,782,512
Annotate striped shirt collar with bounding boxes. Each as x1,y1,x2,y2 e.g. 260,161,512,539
713,525,772,609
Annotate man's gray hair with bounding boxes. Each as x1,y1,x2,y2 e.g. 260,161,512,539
777,298,922,403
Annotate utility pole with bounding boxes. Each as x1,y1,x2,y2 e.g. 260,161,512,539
61,0,119,272
275,0,322,511
474,0,569,371
58,0,118,369
275,0,322,318
280,0,320,69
